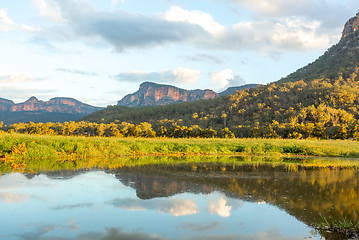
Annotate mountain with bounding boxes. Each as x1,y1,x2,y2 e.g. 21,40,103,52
218,84,260,97
117,82,218,108
0,97,102,125
117,82,260,108
0,98,15,111
278,12,359,84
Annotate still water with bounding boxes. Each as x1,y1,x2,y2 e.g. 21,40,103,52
0,161,358,240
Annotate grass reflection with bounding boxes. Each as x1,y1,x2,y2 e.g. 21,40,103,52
2,155,359,175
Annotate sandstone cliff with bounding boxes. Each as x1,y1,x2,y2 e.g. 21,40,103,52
0,98,15,111
0,96,103,125
118,82,218,108
3,96,102,114
0,96,102,114
342,12,359,38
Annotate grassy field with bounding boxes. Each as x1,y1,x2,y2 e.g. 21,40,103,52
2,133,359,160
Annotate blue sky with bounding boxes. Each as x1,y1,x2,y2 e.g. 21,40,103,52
1,0,358,106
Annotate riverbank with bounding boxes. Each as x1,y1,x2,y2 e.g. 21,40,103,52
1,133,359,160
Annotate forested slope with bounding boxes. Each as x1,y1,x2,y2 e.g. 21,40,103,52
79,67,359,139
278,31,359,83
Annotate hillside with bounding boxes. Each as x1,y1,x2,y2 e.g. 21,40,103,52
81,66,359,139
218,84,260,97
79,13,359,139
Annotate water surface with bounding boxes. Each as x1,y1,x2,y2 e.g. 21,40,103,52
1,159,358,240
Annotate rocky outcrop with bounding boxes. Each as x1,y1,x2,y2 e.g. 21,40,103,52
118,82,218,108
1,96,102,114
342,12,359,38
0,98,15,111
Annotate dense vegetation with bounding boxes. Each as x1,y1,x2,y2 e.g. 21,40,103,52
76,66,359,140
2,134,359,162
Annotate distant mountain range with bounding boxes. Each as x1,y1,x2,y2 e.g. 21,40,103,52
117,82,260,108
0,83,260,125
0,96,102,125
0,96,102,113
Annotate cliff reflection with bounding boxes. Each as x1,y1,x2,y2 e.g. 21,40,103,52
107,197,199,216
109,162,359,228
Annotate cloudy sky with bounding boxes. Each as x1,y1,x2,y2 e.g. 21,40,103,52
1,0,358,106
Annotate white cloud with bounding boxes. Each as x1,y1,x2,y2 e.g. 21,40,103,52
210,69,234,89
183,54,224,64
0,8,15,31
113,67,202,84
0,8,39,33
0,74,36,83
162,6,225,35
209,69,246,89
32,0,66,22
56,68,98,76
206,196,232,217
30,1,345,54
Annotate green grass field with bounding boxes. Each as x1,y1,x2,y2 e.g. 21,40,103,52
2,133,359,174
2,133,359,159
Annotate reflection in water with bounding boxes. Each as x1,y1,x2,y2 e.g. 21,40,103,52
1,160,358,239
107,197,199,216
206,197,232,217
0,192,29,204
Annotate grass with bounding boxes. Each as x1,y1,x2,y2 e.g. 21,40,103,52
2,133,359,160
2,133,359,174
316,213,359,239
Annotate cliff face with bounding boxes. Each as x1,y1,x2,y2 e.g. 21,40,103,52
116,171,215,200
118,82,218,107
0,98,15,111
1,96,102,114
342,12,359,38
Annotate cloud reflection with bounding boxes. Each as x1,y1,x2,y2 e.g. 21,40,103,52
107,197,199,217
0,192,29,204
50,203,93,210
206,196,232,217
176,221,222,232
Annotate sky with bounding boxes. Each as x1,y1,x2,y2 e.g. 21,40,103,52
1,0,359,107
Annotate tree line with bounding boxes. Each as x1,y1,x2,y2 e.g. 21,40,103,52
0,121,233,138
3,66,359,140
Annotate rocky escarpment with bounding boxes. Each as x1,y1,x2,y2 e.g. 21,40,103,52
3,96,102,114
342,12,359,39
118,82,218,108
0,98,15,111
